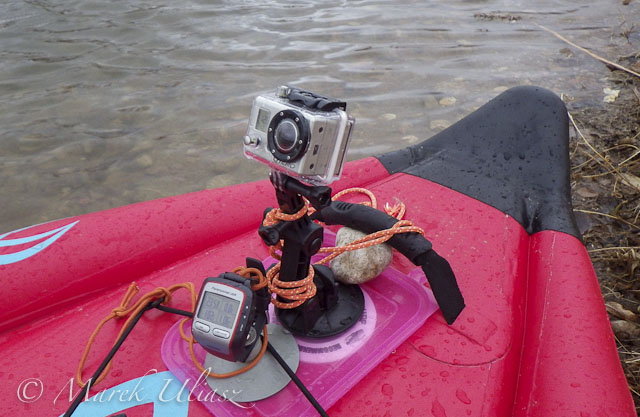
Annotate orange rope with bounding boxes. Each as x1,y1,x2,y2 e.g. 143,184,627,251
231,266,268,291
261,200,318,308
262,187,422,302
75,282,197,388
317,220,424,265
262,201,309,226
330,187,378,209
76,267,272,389
267,264,316,309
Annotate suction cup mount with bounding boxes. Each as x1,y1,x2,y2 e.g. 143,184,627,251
204,324,299,402
259,171,364,338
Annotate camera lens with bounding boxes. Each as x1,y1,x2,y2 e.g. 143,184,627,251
267,109,309,162
274,119,298,153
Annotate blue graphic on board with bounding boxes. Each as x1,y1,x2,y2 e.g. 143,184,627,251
0,220,78,265
57,371,189,417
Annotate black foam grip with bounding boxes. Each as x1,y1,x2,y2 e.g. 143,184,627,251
313,201,465,324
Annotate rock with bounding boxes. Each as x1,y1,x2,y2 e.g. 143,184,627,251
576,186,599,198
206,174,235,189
423,95,439,109
606,301,638,321
330,227,393,284
430,119,451,131
402,135,420,144
603,87,620,103
559,47,574,58
380,113,397,121
135,154,153,168
439,96,457,107
611,320,640,338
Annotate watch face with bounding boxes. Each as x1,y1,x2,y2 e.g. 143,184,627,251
198,291,240,329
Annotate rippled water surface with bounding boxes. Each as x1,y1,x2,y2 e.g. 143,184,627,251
1,0,638,232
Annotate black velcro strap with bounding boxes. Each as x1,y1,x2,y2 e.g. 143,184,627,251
415,250,465,324
312,201,465,324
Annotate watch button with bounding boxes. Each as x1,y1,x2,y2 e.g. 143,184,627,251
213,329,230,339
194,322,210,333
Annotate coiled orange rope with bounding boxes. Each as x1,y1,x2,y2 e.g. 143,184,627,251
262,187,425,306
75,282,197,388
76,267,270,389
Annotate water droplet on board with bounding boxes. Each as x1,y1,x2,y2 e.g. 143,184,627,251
396,356,409,366
456,389,472,404
431,399,448,417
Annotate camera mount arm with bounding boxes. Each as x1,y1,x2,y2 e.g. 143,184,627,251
258,171,365,338
269,171,332,211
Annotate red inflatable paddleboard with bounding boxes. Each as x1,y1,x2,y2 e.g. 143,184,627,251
0,86,635,417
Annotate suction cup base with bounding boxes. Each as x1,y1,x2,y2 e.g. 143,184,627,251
204,324,299,402
276,282,365,338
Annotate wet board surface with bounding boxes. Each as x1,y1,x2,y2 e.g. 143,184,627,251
0,87,635,417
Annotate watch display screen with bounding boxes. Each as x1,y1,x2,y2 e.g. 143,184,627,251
198,291,240,329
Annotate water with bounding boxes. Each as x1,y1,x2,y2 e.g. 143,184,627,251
1,0,638,233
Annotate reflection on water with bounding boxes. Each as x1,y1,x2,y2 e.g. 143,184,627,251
0,0,637,232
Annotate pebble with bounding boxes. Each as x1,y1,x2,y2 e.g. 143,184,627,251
606,302,637,321
56,167,73,175
611,320,640,338
136,154,153,168
380,113,397,121
576,186,599,198
603,87,620,103
439,97,457,107
402,135,420,144
430,120,451,131
423,96,439,109
330,227,393,284
206,174,235,189
82,139,97,154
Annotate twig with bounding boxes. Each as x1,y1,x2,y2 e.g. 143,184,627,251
568,112,640,192
568,112,615,170
536,24,640,78
589,246,639,253
633,86,640,104
575,208,640,229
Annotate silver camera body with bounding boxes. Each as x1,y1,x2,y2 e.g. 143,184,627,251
243,86,355,185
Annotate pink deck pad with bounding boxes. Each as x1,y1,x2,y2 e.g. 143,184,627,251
161,259,438,417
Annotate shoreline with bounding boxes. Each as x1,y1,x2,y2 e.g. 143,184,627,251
567,53,640,408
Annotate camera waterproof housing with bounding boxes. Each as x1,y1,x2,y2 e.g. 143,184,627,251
243,86,355,185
